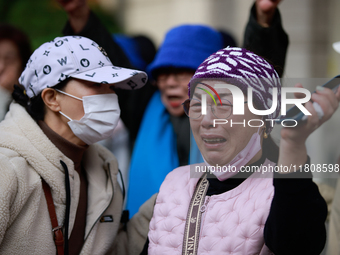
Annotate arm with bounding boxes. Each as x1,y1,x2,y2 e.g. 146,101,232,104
243,0,289,77
127,193,157,255
0,154,19,245
264,83,340,253
264,160,328,254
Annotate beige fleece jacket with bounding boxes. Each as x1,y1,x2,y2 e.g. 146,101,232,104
0,103,126,255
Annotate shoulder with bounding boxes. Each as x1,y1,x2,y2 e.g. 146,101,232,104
0,151,23,213
158,164,204,194
0,144,29,183
163,165,191,183
0,146,39,192
164,163,206,181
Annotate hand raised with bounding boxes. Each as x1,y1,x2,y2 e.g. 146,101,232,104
281,82,340,145
255,0,283,27
256,0,282,13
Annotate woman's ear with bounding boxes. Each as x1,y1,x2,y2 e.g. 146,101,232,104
41,88,61,112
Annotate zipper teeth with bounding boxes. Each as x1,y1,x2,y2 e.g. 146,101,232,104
83,163,115,243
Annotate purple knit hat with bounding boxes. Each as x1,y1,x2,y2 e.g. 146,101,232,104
188,47,281,134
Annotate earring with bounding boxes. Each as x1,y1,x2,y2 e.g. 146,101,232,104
263,132,268,139
263,127,268,139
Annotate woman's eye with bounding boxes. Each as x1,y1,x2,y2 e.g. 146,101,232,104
191,103,201,108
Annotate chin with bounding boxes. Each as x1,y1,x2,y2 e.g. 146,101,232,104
203,153,225,166
166,106,185,117
202,147,237,166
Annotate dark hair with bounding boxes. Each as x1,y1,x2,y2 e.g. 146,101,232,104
12,78,70,122
0,23,32,71
153,67,196,80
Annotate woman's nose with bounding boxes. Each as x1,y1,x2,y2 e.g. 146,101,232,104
163,74,180,88
200,108,216,129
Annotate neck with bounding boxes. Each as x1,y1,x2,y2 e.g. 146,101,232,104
44,111,87,146
247,147,263,165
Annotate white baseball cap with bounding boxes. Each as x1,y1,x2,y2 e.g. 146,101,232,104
19,36,148,98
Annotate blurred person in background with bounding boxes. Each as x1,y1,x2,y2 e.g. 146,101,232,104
57,0,288,220
112,33,157,73
0,23,31,121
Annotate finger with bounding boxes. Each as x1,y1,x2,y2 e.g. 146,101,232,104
303,101,320,130
294,83,303,88
257,0,277,12
314,87,339,111
293,83,308,99
335,85,340,101
311,92,336,123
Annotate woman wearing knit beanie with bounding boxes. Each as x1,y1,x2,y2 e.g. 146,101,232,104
147,47,340,255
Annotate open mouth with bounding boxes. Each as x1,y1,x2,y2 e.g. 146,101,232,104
168,96,183,108
202,137,227,144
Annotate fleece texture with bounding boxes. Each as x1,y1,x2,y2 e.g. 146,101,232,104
0,103,126,255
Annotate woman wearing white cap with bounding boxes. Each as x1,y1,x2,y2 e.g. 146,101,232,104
0,35,147,255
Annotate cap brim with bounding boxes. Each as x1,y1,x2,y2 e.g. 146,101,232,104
71,65,148,90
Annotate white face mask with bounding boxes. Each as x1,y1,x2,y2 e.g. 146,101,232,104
56,89,121,145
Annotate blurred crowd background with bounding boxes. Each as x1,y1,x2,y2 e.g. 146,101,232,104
1,0,340,201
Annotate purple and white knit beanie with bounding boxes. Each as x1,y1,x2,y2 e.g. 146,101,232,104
188,47,281,134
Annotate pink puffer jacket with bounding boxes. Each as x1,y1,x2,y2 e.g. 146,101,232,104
148,159,276,255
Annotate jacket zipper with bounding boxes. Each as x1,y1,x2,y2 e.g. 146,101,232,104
83,162,115,243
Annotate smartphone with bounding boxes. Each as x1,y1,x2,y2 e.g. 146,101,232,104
276,75,340,125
